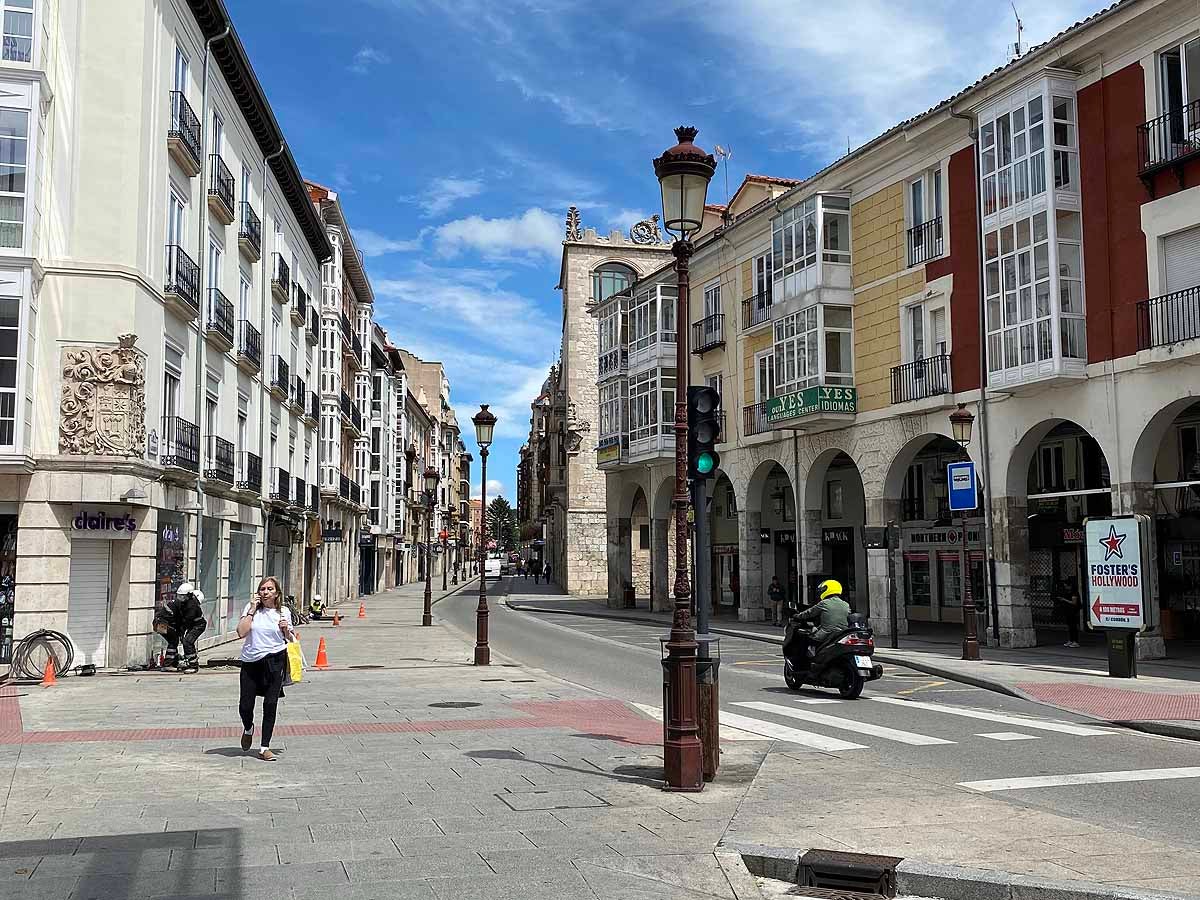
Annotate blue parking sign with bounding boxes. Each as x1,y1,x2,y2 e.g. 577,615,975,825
947,461,977,512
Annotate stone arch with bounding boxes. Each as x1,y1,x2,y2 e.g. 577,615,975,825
882,433,972,502
611,480,646,521
1131,396,1200,484
745,457,794,514
1004,418,1112,500
590,260,638,304
801,446,856,512
651,473,677,519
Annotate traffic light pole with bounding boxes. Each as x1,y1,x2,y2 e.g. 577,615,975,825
692,479,711,643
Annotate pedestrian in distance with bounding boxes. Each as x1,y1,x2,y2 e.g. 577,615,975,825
236,576,293,761
729,569,740,611
152,581,207,672
767,575,786,626
1055,577,1082,647
544,562,553,586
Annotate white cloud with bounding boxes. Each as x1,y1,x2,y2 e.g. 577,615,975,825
403,176,485,218
472,479,506,501
496,70,634,133
602,208,652,237
431,208,561,262
354,228,423,257
348,46,390,75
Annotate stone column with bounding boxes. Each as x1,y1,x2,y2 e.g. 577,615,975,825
865,498,906,639
607,518,632,608
798,508,823,605
738,510,765,621
650,518,670,612
992,495,1037,648
1122,481,1166,660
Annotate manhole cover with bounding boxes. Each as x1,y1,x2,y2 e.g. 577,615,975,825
428,701,482,709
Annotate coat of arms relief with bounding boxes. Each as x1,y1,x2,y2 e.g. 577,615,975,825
59,333,147,456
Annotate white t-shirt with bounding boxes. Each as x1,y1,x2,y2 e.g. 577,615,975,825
240,603,292,662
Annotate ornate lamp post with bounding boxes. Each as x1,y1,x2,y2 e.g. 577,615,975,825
440,527,449,591
472,404,496,666
421,466,440,627
450,512,459,585
653,126,715,792
949,403,980,661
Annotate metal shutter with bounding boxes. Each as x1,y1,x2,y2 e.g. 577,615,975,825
67,540,111,667
1164,225,1200,294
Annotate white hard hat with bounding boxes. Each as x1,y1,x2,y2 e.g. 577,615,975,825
192,590,205,603
313,593,322,601
177,581,195,595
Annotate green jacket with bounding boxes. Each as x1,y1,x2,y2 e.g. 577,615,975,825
794,596,851,643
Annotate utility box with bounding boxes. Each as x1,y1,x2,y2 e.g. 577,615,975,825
696,635,720,782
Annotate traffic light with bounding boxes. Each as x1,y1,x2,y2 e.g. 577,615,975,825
687,385,721,480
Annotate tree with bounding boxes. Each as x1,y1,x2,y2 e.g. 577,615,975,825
487,496,517,551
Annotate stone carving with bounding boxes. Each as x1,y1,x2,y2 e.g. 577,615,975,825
59,333,146,456
629,214,666,245
564,400,591,454
565,206,583,242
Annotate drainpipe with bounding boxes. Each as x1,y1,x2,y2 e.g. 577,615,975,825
792,429,804,609
1098,53,1125,514
951,105,1001,645
192,24,230,591
260,141,285,581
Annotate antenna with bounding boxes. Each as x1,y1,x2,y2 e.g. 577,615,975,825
714,144,732,207
1008,2,1025,60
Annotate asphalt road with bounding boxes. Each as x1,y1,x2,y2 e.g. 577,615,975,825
440,578,1200,847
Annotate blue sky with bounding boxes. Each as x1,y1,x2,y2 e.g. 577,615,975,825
227,0,1103,503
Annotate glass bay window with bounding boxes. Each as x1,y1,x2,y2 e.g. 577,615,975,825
771,192,852,304
627,367,676,457
627,283,677,356
773,304,854,394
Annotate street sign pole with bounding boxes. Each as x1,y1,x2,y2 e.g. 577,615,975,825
947,461,980,661
887,522,898,650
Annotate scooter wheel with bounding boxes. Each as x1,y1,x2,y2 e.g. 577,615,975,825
784,662,801,691
838,664,864,700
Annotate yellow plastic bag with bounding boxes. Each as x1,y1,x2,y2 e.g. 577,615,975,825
286,640,304,684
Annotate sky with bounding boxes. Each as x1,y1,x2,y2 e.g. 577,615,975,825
226,0,1106,504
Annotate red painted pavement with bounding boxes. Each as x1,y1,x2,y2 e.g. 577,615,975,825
1018,682,1200,722
0,685,659,746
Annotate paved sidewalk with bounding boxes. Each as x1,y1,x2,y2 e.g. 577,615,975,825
0,577,769,900
504,595,1200,739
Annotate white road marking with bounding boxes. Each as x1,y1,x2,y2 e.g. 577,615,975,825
629,703,765,742
734,701,954,746
718,711,867,751
977,732,1039,742
872,697,1112,736
792,698,843,704
960,767,1200,793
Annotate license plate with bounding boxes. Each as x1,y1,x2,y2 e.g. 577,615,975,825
854,655,872,668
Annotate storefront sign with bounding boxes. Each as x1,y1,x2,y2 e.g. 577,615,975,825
822,527,853,546
596,444,621,466
759,529,771,544
1085,515,1148,630
903,526,982,548
775,530,796,546
72,508,138,539
764,386,857,426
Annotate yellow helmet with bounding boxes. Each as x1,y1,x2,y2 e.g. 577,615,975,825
818,579,843,601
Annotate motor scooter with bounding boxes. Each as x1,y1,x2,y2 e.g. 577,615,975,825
783,611,884,699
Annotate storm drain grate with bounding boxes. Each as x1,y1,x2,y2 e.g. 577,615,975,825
799,849,900,897
786,887,886,900
428,701,483,709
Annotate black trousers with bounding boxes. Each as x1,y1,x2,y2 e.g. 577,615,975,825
160,624,206,662
239,650,287,747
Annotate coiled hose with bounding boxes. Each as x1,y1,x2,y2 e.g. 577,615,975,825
11,629,74,681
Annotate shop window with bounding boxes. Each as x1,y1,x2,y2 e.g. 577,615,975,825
639,524,650,549
826,480,844,519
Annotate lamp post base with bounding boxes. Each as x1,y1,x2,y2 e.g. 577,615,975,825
662,637,703,792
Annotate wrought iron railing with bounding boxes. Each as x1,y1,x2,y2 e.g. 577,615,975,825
742,292,772,330
239,202,261,256
352,332,364,362
340,390,353,421
208,154,234,217
308,391,320,421
238,320,261,368
291,374,306,409
340,312,353,347
598,348,627,378
237,451,261,493
691,313,725,352
205,435,235,484
271,468,290,503
161,415,200,472
293,285,308,319
351,404,364,433
309,483,319,512
167,91,201,169
293,477,306,508
890,354,951,404
339,472,351,500
1138,99,1200,174
743,402,770,437
272,253,290,296
206,288,234,345
1137,286,1200,350
308,307,320,344
906,217,943,266
272,357,289,393
164,244,200,311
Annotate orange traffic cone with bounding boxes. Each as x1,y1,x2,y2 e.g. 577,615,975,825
314,636,329,669
357,602,366,619
332,610,341,627
41,656,57,687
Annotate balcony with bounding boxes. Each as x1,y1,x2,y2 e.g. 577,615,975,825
743,385,858,436
307,307,320,346
290,374,306,414
236,451,261,494
339,312,353,349
890,354,951,405
742,292,772,331
691,313,725,354
204,435,235,485
906,217,944,267
351,404,364,435
204,288,235,351
1137,285,1200,351
339,472,351,501
207,154,235,225
236,320,261,374
160,415,200,475
164,244,200,320
270,468,290,504
270,357,290,400
306,390,320,425
352,332,364,367
1137,99,1200,192
598,347,627,380
167,91,202,176
339,390,353,423
309,483,319,513
272,254,290,303
291,476,306,510
238,202,262,262
291,284,307,325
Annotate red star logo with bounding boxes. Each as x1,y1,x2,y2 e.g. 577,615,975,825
1099,524,1126,561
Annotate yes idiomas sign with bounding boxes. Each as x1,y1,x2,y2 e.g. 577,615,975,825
1084,515,1151,630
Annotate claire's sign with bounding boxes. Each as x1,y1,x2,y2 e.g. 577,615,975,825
1085,516,1148,630
765,386,857,426
72,508,138,539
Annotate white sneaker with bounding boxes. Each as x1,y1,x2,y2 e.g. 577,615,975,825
1063,642,1073,648
1067,641,1080,648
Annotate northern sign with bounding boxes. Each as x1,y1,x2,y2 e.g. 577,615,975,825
765,386,857,426
1085,516,1147,630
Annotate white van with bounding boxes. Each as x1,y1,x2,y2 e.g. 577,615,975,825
484,554,503,579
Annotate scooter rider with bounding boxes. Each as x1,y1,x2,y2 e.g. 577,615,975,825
153,581,207,672
792,579,851,660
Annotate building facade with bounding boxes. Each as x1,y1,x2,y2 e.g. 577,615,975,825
600,0,1200,653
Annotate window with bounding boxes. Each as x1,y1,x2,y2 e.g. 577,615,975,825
592,263,634,303
981,96,1048,217
907,168,944,264
821,195,850,264
703,281,721,318
985,211,1055,372
0,109,29,249
627,285,676,352
163,344,183,422
774,305,853,393
826,480,844,519
1056,210,1085,359
167,189,185,247
173,43,189,93
2,1,32,64
207,240,221,295
598,381,622,439
0,293,17,444
238,274,251,322
237,394,248,456
627,368,675,442
211,109,223,157
1051,96,1078,191
1037,443,1065,492
755,351,774,404
771,195,850,301
204,378,218,466
1158,38,1200,155
909,305,924,361
773,197,817,284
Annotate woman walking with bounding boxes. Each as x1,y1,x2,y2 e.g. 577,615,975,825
236,576,292,760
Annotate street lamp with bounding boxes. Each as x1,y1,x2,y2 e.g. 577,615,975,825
653,126,715,792
422,466,440,627
472,404,496,666
450,512,459,586
949,403,980,661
